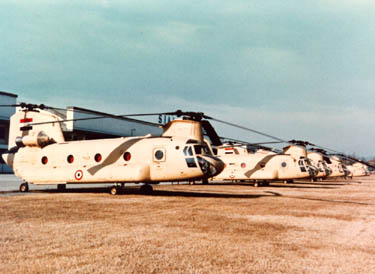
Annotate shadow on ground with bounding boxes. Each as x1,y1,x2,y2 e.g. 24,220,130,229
0,186,274,199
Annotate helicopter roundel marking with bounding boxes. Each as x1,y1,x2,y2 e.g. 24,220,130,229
74,170,83,181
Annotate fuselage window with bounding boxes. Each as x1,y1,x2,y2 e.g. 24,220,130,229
41,156,48,165
194,145,202,155
194,145,210,155
67,155,74,164
183,146,193,156
281,162,287,168
95,153,102,162
155,150,164,160
124,152,131,161
186,158,197,168
298,160,306,172
153,148,166,162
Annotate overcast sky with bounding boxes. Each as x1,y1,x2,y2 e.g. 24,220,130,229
1,1,374,156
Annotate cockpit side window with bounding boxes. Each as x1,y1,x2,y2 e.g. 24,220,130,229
183,146,193,156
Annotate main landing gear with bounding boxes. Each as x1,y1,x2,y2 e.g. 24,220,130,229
57,184,66,192
19,182,29,192
110,186,119,195
253,181,269,187
140,184,153,194
109,183,154,195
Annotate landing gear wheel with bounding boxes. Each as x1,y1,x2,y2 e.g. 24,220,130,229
110,186,119,195
202,179,208,185
140,184,153,194
57,184,66,191
19,183,29,192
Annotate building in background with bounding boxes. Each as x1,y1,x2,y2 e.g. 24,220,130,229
0,91,17,173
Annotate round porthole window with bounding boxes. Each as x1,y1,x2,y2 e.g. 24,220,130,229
260,162,266,168
123,152,131,161
281,162,287,168
41,156,48,165
155,150,164,160
95,153,102,162
67,155,74,164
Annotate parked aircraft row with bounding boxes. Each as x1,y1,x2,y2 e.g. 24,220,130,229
210,142,371,186
0,103,372,194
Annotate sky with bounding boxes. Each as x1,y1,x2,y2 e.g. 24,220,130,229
0,0,374,157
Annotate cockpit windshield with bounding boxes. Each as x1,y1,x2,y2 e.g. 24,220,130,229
304,159,313,166
194,145,210,155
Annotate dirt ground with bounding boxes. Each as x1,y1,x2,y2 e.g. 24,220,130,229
1,176,375,273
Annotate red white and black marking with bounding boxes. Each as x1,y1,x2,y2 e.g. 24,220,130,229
74,170,83,181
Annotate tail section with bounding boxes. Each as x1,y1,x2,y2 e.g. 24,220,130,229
8,109,65,149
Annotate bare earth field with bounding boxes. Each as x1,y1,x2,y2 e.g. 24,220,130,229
1,176,375,273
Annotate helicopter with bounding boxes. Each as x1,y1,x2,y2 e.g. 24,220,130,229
346,162,370,177
1,104,224,194
307,150,332,180
211,142,319,186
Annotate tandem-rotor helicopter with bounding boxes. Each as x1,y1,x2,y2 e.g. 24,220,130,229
211,140,319,186
1,104,224,194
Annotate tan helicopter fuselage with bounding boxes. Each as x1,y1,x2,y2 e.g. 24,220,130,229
2,109,224,186
347,162,369,177
8,137,220,184
213,148,312,181
326,156,346,178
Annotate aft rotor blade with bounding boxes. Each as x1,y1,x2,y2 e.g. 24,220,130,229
210,117,286,143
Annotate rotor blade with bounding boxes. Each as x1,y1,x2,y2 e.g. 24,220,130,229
251,141,285,145
219,136,280,152
210,117,286,143
0,104,20,107
24,111,179,127
335,154,375,169
201,120,222,146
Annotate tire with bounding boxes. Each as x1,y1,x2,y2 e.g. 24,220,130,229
19,183,29,192
140,184,153,194
110,186,118,195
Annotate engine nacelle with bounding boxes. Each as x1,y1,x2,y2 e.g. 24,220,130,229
15,131,54,148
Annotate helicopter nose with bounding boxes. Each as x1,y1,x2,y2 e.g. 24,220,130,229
197,155,224,177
